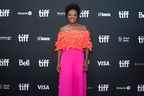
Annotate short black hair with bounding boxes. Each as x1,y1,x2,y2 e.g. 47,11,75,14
65,3,80,18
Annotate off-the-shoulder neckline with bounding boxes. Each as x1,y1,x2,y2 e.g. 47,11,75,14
59,30,89,33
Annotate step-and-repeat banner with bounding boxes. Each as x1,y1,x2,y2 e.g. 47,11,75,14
0,0,144,96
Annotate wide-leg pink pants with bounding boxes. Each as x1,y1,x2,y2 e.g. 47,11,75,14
58,48,87,96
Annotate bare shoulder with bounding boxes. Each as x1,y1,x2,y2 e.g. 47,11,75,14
80,24,87,30
79,24,90,32
59,25,70,32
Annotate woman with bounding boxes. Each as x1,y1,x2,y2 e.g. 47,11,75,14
54,3,93,96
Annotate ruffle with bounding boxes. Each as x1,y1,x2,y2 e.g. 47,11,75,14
82,31,93,51
54,32,65,51
54,31,93,52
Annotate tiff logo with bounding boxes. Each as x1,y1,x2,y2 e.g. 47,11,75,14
39,9,50,17
18,34,29,42
98,35,110,43
19,59,30,66
119,60,130,68
138,12,144,18
39,59,49,67
119,11,129,18
18,83,30,91
0,9,10,17
138,36,144,44
97,60,110,66
137,84,144,92
0,59,9,67
37,84,50,90
98,84,109,92
80,10,90,18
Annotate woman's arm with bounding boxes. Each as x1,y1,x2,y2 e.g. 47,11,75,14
56,27,63,65
84,48,90,65
83,25,92,65
56,50,62,72
57,50,62,65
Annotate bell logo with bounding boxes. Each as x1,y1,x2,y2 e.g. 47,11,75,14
19,59,30,66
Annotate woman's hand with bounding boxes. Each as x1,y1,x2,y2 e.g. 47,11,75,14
83,59,90,72
83,61,88,72
56,63,61,72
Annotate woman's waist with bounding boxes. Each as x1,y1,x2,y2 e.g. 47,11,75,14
62,47,84,52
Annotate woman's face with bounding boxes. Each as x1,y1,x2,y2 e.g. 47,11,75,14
67,9,78,24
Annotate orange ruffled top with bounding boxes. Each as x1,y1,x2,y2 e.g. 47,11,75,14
54,30,93,52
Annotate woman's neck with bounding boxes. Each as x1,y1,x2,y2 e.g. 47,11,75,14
68,22,79,26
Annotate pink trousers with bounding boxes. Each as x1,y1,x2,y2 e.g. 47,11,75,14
58,48,87,96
